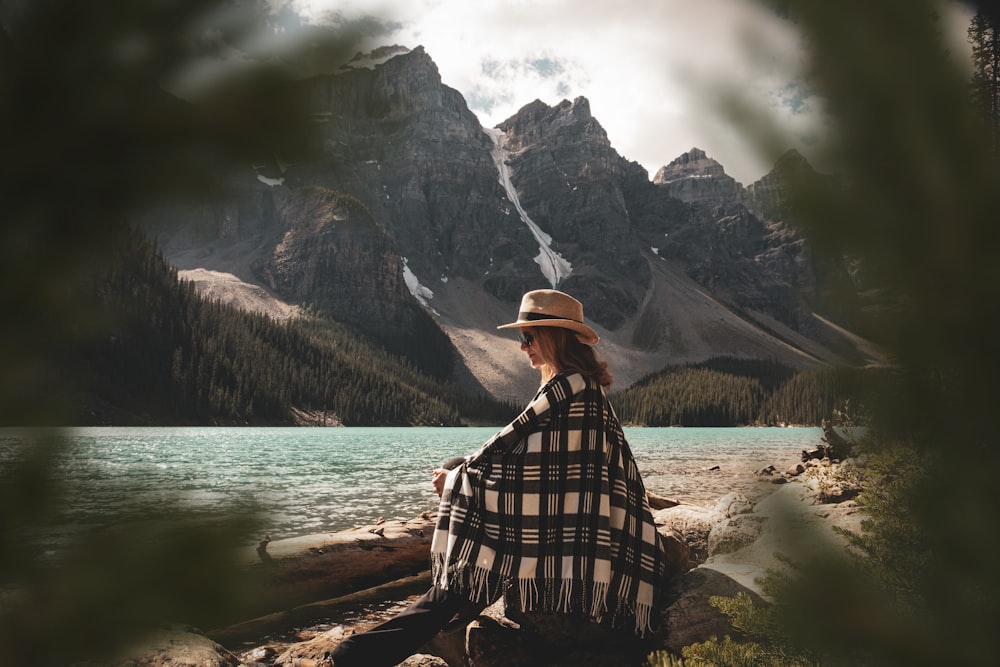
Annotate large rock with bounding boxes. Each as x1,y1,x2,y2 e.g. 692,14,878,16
655,567,765,655
104,627,240,667
464,596,654,667
707,514,768,556
712,491,754,518
653,503,724,564
270,626,356,667
658,526,694,575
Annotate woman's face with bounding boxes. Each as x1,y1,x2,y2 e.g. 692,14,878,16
519,327,552,370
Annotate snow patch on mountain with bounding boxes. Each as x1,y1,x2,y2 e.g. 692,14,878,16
402,257,436,312
256,174,284,187
484,127,572,288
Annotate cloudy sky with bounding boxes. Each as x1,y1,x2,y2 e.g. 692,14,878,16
289,0,974,185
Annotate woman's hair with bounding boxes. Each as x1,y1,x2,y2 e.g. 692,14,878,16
532,326,613,389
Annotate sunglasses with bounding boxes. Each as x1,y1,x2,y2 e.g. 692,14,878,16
518,332,535,347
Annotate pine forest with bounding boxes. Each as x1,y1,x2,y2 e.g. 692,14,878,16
54,227,517,427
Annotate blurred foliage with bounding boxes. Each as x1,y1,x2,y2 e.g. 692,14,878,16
681,0,1000,665
0,0,377,664
0,0,373,425
647,590,823,665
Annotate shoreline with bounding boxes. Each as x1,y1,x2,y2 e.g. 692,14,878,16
96,442,860,666
219,448,812,654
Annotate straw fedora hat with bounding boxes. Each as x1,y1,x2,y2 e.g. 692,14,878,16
497,289,599,345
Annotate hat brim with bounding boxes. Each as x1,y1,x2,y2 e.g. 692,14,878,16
497,319,599,345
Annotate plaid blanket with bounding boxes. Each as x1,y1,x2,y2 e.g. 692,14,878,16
431,372,664,635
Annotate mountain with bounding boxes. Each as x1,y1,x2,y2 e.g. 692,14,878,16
139,46,882,403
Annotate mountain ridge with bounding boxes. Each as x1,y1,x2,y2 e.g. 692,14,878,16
140,45,882,403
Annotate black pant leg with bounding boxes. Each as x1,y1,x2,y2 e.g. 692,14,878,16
328,585,475,667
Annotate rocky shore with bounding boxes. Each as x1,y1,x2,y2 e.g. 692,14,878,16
102,447,864,667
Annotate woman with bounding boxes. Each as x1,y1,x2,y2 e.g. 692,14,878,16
311,289,665,667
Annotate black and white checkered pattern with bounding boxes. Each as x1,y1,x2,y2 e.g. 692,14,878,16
431,372,664,635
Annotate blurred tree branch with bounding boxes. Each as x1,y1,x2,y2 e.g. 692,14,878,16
718,1,1000,664
0,1,372,663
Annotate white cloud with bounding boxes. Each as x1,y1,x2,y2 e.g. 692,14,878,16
291,0,974,185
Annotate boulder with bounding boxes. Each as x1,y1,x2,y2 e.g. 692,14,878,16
104,627,240,667
658,526,693,575
401,655,451,666
464,614,535,667
465,595,654,667
707,514,767,556
271,626,353,667
712,492,753,518
653,504,724,563
654,567,766,654
818,483,862,504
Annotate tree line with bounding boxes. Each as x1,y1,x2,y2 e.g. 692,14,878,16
59,226,517,427
612,356,890,427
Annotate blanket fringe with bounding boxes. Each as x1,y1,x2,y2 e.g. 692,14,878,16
519,576,538,610
590,580,609,619
468,563,493,603
556,578,572,613
433,560,655,637
633,600,653,637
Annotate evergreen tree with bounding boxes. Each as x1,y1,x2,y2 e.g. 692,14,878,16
969,8,1000,156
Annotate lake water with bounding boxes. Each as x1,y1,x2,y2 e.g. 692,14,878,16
0,426,824,551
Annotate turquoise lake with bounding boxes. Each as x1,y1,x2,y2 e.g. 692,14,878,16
1,426,825,551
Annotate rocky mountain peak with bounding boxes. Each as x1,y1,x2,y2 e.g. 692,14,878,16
494,96,648,329
652,147,743,206
744,149,819,222
498,96,610,153
337,44,412,72
771,148,811,174
654,148,723,180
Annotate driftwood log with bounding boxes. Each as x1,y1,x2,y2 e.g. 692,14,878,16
227,514,437,628
243,492,675,609
645,491,681,510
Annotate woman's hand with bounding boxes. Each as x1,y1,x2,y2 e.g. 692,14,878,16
431,468,448,497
